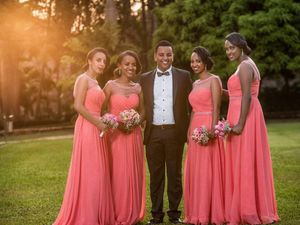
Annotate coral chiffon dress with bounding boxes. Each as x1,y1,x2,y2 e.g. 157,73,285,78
184,76,225,225
53,74,115,225
225,59,280,224
106,80,145,225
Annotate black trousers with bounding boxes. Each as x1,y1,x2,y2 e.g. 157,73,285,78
146,126,184,221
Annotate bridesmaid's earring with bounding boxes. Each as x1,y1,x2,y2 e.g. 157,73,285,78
118,68,122,76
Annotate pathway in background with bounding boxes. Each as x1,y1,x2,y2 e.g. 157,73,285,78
0,134,73,145
0,124,74,145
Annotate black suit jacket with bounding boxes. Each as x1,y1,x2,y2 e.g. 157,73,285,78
140,67,192,145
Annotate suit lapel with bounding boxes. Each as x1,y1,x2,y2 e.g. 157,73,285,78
148,70,156,115
172,67,179,104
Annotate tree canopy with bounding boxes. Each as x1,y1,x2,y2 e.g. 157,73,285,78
153,0,300,84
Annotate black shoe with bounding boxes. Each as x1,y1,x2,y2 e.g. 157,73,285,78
169,218,184,224
147,218,163,224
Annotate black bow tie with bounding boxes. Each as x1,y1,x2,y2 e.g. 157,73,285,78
157,71,170,77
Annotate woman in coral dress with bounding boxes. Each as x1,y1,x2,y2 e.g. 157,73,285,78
103,50,145,225
53,48,115,225
184,46,225,225
224,32,280,225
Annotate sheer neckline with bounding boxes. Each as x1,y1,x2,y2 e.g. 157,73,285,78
106,79,141,97
195,75,215,83
84,73,97,81
239,57,251,65
236,58,261,80
112,79,137,88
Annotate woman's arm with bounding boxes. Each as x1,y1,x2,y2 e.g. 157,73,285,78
187,111,194,144
211,77,222,134
186,74,193,114
222,89,229,101
232,63,253,135
102,81,112,115
74,77,105,130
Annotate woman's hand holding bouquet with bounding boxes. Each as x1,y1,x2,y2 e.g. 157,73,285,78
99,113,119,137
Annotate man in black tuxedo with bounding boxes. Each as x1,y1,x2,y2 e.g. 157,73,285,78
140,40,192,224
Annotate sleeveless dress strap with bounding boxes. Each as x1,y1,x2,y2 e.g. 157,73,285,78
240,58,261,80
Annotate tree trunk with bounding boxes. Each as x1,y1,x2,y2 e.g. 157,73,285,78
0,40,20,120
104,0,118,23
140,0,148,70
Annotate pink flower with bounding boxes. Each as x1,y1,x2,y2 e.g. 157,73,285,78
119,109,141,132
100,113,119,137
218,122,224,129
191,125,210,146
214,119,231,138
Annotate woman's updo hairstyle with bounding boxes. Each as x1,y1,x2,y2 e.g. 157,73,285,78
225,32,252,55
82,47,110,71
113,50,142,77
192,46,214,70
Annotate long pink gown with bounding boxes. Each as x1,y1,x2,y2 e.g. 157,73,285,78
106,80,145,225
225,59,280,225
53,74,115,225
184,75,225,225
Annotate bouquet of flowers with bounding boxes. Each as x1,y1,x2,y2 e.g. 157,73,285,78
118,109,141,133
214,119,231,138
99,113,119,137
191,125,210,145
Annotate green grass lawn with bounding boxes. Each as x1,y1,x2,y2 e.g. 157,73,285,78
0,121,299,225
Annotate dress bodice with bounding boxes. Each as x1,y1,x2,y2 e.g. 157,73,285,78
73,74,105,114
189,75,222,113
227,58,260,98
106,80,141,115
110,94,140,115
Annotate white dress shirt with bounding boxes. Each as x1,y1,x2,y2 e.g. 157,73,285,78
153,67,175,125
